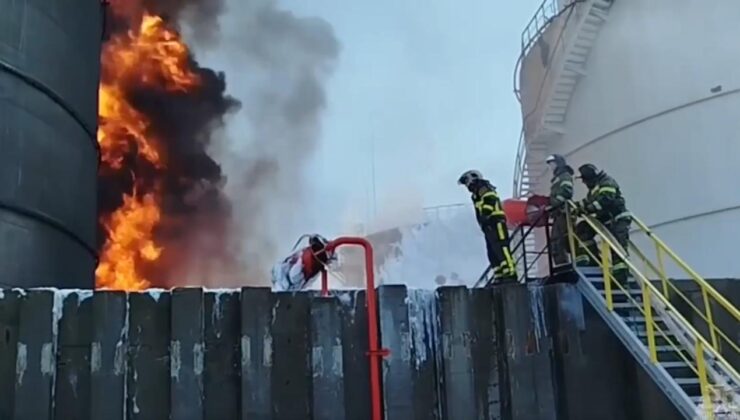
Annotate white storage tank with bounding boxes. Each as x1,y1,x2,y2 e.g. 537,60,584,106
515,0,740,278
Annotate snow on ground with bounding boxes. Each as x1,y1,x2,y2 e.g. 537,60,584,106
378,207,487,288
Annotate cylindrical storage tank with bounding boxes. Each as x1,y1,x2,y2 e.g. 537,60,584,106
0,0,101,288
519,0,740,278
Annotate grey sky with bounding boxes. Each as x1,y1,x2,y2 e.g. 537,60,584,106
200,0,544,248
276,0,544,237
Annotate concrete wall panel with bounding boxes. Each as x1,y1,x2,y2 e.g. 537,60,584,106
90,291,127,420
240,287,273,419
406,289,439,420
0,281,726,419
13,290,56,420
378,285,415,420
0,290,21,419
271,292,312,419
470,288,504,420
438,287,475,419
338,290,371,420
204,291,241,420
127,293,171,420
311,297,346,420
498,285,557,420
170,288,204,420
54,291,93,420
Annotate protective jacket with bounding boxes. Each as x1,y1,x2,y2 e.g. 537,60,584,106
471,180,505,229
580,172,629,222
549,166,574,210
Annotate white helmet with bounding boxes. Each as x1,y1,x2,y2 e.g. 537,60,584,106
457,170,483,188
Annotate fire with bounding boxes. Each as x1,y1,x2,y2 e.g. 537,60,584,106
96,13,202,290
96,191,162,290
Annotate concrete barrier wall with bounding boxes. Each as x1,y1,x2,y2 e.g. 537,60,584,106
0,283,692,419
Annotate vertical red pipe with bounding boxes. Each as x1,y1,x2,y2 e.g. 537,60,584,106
325,237,387,420
320,270,329,296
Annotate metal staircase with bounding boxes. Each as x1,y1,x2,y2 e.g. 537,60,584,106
578,268,704,417
568,211,740,419
513,0,614,198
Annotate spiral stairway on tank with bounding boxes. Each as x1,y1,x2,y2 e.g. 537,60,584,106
515,0,614,199
511,0,615,283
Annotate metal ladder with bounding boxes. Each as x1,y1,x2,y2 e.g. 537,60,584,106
569,213,740,419
514,0,614,198
577,268,705,418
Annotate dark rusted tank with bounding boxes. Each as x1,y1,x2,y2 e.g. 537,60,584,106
0,0,102,287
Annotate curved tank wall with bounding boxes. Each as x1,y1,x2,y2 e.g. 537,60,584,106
520,0,740,278
0,0,101,287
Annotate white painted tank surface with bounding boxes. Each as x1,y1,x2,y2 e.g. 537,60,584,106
516,0,740,278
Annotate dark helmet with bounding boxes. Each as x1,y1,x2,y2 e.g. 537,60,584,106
309,234,329,248
578,164,601,181
546,154,567,168
457,170,483,188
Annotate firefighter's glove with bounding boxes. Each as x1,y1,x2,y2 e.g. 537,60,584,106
571,202,585,217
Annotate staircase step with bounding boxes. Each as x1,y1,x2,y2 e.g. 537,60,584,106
593,0,614,10
588,9,609,22
659,361,689,369
637,331,679,347
656,345,688,353
675,377,701,395
576,32,599,42
599,289,642,297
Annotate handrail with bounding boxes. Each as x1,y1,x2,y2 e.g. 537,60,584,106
512,129,527,196
631,216,740,326
565,206,740,416
513,0,587,197
629,244,740,359
515,0,560,102
513,0,585,102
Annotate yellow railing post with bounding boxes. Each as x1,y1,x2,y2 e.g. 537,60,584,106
700,284,720,350
642,284,658,363
601,240,613,312
655,243,669,298
696,341,714,420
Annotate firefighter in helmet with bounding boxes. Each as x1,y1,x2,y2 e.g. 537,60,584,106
546,154,574,266
458,170,517,284
573,164,631,282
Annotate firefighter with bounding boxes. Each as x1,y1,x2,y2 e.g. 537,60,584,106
545,154,574,266
458,170,517,284
572,164,631,282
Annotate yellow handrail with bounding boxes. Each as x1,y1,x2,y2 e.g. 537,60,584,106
578,214,739,381
629,244,740,357
570,231,701,375
632,216,740,324
565,208,740,415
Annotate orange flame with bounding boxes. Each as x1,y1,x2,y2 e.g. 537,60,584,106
96,13,201,290
96,191,162,290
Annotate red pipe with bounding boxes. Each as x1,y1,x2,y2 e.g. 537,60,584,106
320,270,329,297
325,237,388,420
